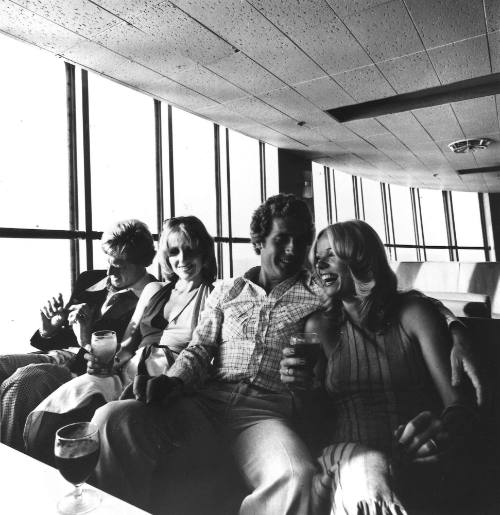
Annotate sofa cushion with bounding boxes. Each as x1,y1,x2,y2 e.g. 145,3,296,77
425,291,491,318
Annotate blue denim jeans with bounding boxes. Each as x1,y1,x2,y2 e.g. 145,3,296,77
92,380,316,514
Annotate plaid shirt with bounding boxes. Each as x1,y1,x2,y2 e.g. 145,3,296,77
167,267,323,392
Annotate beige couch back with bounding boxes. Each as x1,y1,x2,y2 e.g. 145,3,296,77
390,262,500,318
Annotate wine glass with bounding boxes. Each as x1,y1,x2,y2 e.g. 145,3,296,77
54,422,101,514
91,330,118,373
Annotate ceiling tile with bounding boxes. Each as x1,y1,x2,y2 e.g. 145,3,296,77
325,0,393,19
332,64,395,101
377,112,435,145
248,0,371,75
258,87,334,125
377,51,440,93
123,1,236,66
94,22,195,75
341,0,424,62
222,96,292,125
412,104,464,142
366,132,424,168
293,76,355,110
0,2,86,53
167,65,247,103
405,0,486,48
484,0,500,32
489,31,500,72
206,52,285,96
344,119,388,138
267,119,330,145
92,0,164,20
144,75,220,110
428,36,490,84
310,119,362,141
12,0,120,38
197,103,254,130
169,0,325,84
239,124,308,149
452,96,500,138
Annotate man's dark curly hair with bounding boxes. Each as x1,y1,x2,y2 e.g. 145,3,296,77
250,193,315,255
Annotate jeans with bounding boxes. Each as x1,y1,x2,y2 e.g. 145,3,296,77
92,380,316,515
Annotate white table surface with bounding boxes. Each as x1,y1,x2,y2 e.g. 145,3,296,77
0,443,150,514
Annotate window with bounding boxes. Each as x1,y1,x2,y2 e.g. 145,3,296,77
88,73,157,231
0,35,68,230
312,163,329,231
452,191,486,261
418,189,449,261
389,184,417,261
265,143,280,197
333,170,356,221
228,130,261,238
361,178,386,243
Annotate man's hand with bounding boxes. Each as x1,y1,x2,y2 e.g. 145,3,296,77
279,347,313,389
449,322,485,406
68,303,96,348
394,411,448,465
39,293,67,337
133,375,183,405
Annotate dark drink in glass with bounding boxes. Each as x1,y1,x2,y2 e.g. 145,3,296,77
54,422,101,514
290,333,321,371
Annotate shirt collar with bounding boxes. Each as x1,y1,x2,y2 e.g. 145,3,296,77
86,272,151,298
242,266,314,291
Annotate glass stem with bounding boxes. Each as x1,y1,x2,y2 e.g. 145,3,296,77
73,484,83,501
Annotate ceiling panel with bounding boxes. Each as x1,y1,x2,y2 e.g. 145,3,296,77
266,120,330,146
324,0,395,20
484,0,500,33
377,51,440,94
428,36,491,84
452,96,500,138
92,0,164,20
12,0,120,38
343,118,389,138
341,0,424,62
206,52,285,96
404,0,486,48
169,0,326,84
332,64,396,102
377,112,435,145
258,87,334,126
197,103,254,130
167,65,247,103
248,0,372,75
412,104,465,142
237,123,307,149
293,76,355,110
93,22,195,76
0,2,86,52
221,96,292,125
489,31,500,72
366,132,424,169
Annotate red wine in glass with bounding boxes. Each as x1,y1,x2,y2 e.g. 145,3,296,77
54,422,101,514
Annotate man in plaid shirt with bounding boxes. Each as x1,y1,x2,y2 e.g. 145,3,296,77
92,194,323,514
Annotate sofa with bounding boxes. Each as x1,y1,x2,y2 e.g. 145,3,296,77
391,261,500,318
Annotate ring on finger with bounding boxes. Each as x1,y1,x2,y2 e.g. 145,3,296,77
428,438,438,451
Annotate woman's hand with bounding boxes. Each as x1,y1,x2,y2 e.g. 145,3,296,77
394,411,448,464
68,303,95,348
279,347,312,389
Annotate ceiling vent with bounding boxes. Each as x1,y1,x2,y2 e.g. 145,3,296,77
448,138,492,154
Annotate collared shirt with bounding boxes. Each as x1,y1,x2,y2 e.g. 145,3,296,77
86,272,155,315
167,267,323,392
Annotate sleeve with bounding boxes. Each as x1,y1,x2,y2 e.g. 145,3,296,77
166,282,225,388
423,294,464,328
30,270,106,352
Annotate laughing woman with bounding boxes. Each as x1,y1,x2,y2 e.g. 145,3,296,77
24,216,216,464
284,220,476,515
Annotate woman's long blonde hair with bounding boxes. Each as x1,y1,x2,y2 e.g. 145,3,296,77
311,220,398,330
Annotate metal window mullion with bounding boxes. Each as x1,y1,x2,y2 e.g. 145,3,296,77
324,166,332,224
478,192,490,261
167,104,175,218
416,188,426,261
352,176,359,219
410,188,422,261
331,168,338,222
81,69,93,270
387,185,397,261
259,141,266,202
226,128,233,277
154,100,164,236
65,62,79,288
359,178,365,220
214,124,224,279
443,191,457,261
